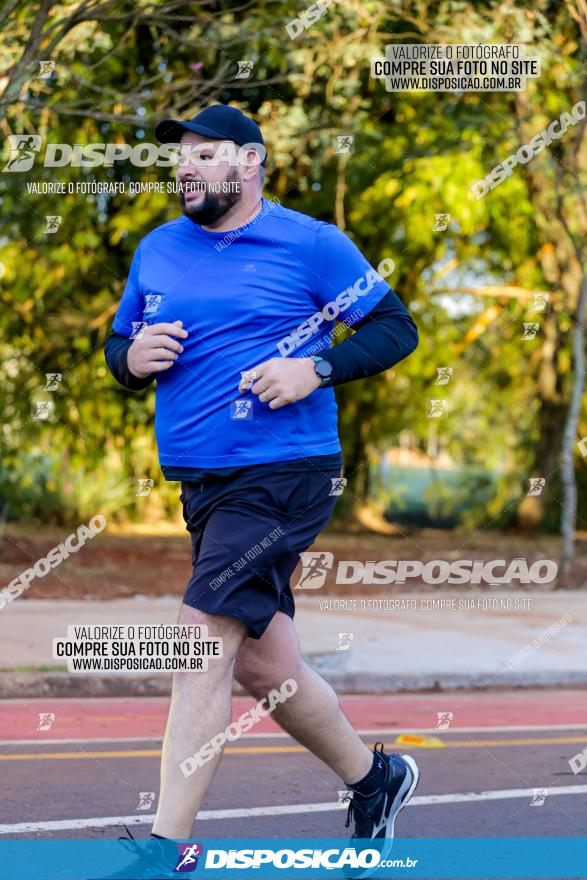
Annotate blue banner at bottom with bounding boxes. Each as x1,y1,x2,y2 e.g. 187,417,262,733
1,837,586,880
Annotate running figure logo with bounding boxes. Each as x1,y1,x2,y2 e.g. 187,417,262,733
294,551,334,589
433,213,450,231
37,60,55,78
434,367,453,385
530,788,548,806
31,400,54,421
37,712,55,731
530,293,549,312
329,477,347,496
175,843,203,872
234,60,254,79
335,135,354,154
522,322,539,340
428,399,447,418
230,399,253,419
143,294,161,316
45,215,62,233
45,373,62,391
137,791,156,810
527,477,546,496
3,134,42,172
435,711,453,730
336,632,353,651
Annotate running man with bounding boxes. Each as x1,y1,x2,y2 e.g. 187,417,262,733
105,104,419,876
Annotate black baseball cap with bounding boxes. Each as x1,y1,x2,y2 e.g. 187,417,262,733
155,104,266,165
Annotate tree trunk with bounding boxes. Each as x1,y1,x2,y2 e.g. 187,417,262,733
337,391,373,521
560,275,587,581
516,310,566,529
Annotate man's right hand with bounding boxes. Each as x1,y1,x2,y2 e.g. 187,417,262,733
127,320,188,379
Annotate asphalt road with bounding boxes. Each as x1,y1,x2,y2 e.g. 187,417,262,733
1,690,586,880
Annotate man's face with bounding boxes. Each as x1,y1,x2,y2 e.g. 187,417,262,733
176,132,242,226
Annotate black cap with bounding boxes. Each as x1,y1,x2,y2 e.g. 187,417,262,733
155,104,266,165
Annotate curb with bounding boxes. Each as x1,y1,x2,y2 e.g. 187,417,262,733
1,658,587,699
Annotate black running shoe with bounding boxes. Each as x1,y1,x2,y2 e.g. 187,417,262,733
98,826,179,879
344,743,419,878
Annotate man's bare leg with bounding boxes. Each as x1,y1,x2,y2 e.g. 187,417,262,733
152,604,248,838
233,611,372,784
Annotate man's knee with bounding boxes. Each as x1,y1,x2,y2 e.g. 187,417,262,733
178,603,247,664
234,655,302,700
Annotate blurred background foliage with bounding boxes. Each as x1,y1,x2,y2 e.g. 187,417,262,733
0,0,585,534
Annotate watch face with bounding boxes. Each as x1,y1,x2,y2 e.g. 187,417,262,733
315,359,332,379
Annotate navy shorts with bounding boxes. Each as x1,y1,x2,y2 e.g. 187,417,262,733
180,465,341,639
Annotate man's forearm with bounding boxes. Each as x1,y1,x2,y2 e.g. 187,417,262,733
104,332,155,391
318,290,418,386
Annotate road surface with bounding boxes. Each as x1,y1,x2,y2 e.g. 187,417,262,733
1,689,585,843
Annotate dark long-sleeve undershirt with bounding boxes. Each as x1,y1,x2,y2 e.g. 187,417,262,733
104,332,155,392
316,289,418,385
104,290,418,393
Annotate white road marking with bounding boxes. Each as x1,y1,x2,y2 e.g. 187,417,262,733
1,785,586,834
2,723,585,746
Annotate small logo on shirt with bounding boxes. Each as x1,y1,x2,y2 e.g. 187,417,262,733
144,294,161,316
230,399,253,420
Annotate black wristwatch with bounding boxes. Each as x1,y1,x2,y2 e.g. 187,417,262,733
311,355,333,387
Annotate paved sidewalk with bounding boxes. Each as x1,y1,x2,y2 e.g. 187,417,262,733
0,591,585,696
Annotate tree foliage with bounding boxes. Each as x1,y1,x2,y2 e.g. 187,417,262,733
0,0,585,553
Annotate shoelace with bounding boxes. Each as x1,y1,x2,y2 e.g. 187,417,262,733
118,825,142,856
118,826,169,871
344,742,392,835
345,796,373,836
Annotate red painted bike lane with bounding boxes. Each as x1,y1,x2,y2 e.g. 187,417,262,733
0,690,584,741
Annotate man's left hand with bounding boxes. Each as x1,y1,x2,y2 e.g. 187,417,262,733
240,358,321,409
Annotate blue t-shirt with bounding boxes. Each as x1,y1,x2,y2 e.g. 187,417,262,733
112,199,391,469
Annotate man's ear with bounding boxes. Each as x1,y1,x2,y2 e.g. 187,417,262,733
238,147,263,182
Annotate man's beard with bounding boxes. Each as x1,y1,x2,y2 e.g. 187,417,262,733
179,169,241,226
